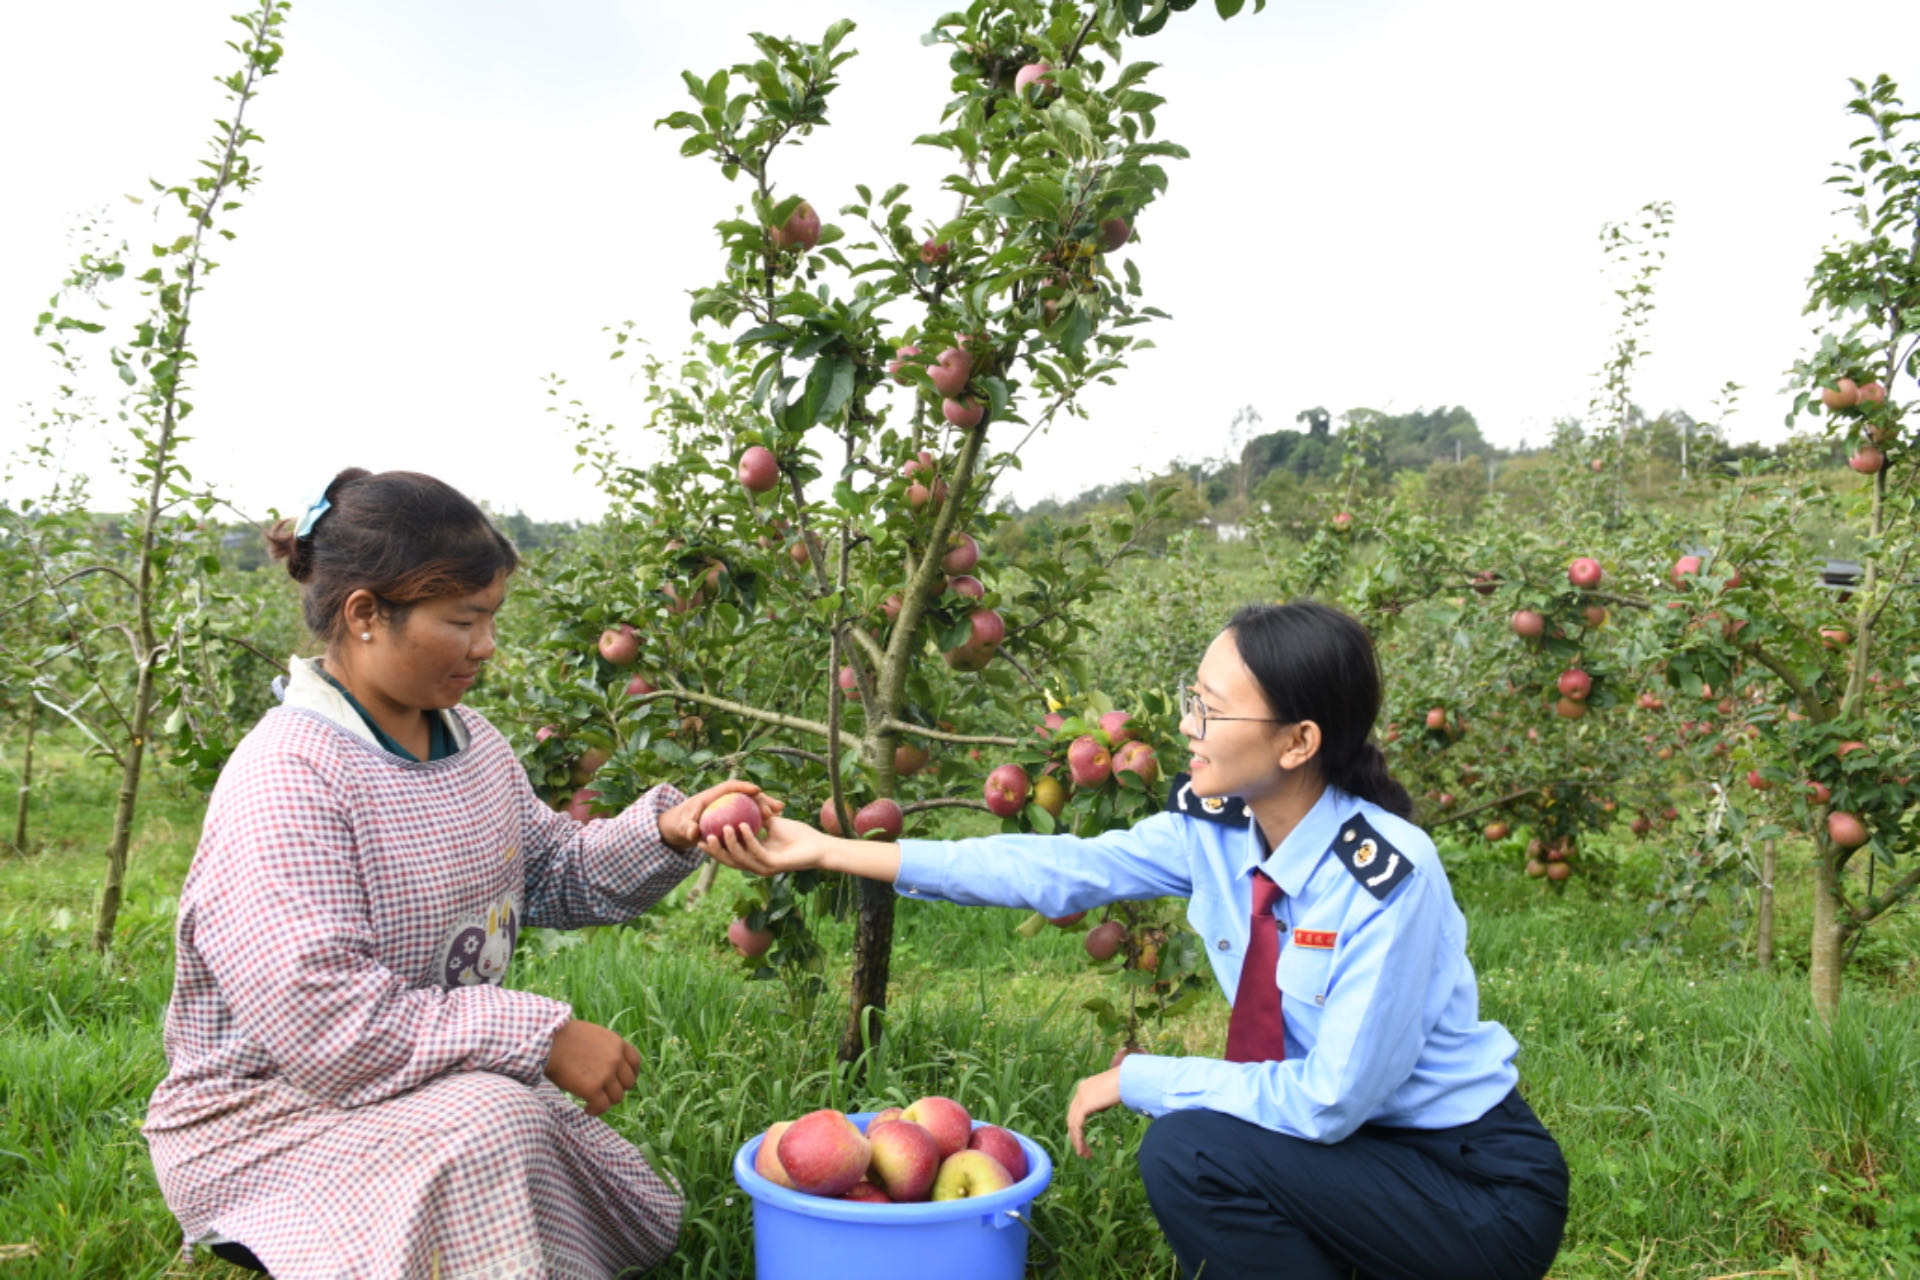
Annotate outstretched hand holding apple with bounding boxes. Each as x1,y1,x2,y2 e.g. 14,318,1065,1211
702,814,904,884
658,780,783,851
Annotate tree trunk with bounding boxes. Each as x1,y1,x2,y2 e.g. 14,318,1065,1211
1809,840,1845,1024
1755,839,1775,970
838,877,897,1063
10,696,35,855
93,657,154,952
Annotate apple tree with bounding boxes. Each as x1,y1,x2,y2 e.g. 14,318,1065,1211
480,1,1267,1061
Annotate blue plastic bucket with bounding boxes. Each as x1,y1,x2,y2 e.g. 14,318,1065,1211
731,1112,1054,1280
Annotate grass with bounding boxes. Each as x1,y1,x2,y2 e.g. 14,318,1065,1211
2,734,1917,1277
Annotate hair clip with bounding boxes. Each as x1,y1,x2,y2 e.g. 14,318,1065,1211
293,491,332,540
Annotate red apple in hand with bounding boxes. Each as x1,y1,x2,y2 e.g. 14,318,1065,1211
967,1125,1028,1183
983,763,1031,818
737,445,779,493
699,793,766,842
776,1110,871,1198
900,1095,972,1159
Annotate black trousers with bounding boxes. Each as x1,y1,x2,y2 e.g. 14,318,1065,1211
1137,1088,1568,1280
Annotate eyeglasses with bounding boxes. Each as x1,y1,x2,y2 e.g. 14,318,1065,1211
1179,676,1286,741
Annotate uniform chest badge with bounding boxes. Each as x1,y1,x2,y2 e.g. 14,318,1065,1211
1165,773,1250,828
1332,814,1414,900
1291,928,1337,949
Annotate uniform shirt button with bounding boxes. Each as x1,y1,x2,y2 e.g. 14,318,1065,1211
1217,939,1231,951
1314,994,1325,1005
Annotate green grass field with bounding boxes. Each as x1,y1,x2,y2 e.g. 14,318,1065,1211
3,737,1917,1278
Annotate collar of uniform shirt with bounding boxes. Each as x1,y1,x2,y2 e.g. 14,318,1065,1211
1245,783,1352,898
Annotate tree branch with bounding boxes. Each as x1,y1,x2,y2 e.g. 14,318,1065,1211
880,718,1024,748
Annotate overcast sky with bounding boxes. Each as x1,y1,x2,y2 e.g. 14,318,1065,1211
3,1,1916,522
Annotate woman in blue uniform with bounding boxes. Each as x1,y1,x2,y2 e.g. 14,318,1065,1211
705,601,1568,1279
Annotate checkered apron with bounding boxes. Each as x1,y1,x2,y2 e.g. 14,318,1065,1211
146,707,697,1278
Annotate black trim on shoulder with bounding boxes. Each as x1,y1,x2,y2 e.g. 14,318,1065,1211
1331,813,1414,900
1165,773,1251,827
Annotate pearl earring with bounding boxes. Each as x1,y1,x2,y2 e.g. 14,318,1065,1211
361,632,372,642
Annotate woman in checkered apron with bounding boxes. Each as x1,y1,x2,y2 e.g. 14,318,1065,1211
146,469,775,1279
706,601,1568,1280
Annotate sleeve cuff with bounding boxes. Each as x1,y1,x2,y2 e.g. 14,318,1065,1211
1117,1052,1176,1117
892,839,946,900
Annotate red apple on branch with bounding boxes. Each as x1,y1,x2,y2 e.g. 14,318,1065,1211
855,798,904,841
1032,774,1068,817
769,201,821,252
1113,740,1160,787
929,347,973,397
941,533,980,573
942,396,986,429
888,345,922,384
1096,216,1131,252
1084,919,1128,960
728,918,773,958
1012,62,1053,97
1557,669,1592,701
983,763,1031,817
1067,734,1112,787
598,624,639,666
1849,447,1885,475
1568,557,1604,590
1820,378,1860,410
1827,810,1869,848
737,445,779,493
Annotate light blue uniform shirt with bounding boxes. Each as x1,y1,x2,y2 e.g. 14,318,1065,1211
894,781,1519,1144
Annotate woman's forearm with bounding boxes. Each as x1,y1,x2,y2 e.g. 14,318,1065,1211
818,837,903,883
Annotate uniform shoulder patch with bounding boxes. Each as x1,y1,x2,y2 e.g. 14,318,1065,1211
1331,813,1415,900
1165,773,1250,827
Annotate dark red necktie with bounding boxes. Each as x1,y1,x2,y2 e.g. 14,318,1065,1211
1225,869,1288,1063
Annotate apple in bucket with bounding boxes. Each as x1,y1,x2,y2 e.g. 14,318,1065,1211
967,1125,1028,1183
900,1095,972,1159
776,1110,871,1198
930,1149,1015,1201
865,1119,942,1202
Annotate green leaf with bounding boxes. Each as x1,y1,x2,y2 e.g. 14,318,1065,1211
1216,0,1246,16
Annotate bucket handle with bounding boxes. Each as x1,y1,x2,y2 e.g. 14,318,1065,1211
1002,1208,1058,1267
